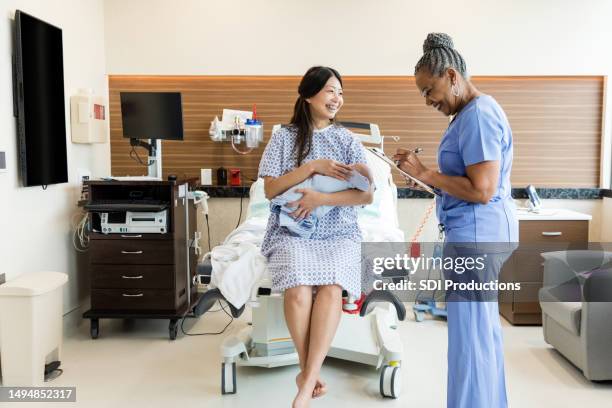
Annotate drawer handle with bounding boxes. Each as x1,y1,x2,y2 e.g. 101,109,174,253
121,275,143,279
542,232,562,236
121,250,143,254
122,293,144,297
121,234,142,238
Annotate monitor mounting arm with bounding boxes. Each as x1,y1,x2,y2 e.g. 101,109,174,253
129,138,162,179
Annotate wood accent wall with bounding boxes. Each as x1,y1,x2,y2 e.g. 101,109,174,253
109,76,604,187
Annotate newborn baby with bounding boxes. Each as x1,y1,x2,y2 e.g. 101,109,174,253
270,163,372,238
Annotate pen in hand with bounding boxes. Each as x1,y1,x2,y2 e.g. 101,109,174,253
395,147,423,166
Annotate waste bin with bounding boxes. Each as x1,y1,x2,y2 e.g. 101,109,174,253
0,271,68,386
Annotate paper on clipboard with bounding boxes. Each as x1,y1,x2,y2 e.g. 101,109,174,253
367,147,439,195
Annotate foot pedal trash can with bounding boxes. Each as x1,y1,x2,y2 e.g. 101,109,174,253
0,271,68,386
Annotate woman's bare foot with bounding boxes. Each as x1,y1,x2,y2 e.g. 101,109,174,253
296,372,327,398
292,375,317,408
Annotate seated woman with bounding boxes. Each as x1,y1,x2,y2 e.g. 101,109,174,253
258,66,374,408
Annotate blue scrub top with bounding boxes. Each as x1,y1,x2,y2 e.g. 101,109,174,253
436,95,518,243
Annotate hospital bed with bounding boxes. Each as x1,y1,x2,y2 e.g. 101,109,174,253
194,123,407,399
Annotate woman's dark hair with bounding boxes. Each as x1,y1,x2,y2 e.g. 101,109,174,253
414,33,467,78
290,66,343,166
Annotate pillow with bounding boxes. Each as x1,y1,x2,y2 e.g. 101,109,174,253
246,179,271,220
358,149,399,229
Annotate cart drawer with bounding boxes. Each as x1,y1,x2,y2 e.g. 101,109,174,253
90,240,174,265
91,265,174,289
91,289,175,310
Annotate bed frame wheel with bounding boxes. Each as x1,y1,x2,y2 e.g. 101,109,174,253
379,364,401,398
221,362,237,394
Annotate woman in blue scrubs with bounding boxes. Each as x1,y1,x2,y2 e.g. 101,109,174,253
394,33,518,408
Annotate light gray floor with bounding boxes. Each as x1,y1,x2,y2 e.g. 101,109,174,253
11,306,612,407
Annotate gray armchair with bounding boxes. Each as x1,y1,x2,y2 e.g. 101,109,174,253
539,250,612,381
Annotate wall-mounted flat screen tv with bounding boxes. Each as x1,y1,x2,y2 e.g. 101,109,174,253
13,10,68,187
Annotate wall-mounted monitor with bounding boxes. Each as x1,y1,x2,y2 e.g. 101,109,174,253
13,10,68,187
120,92,184,141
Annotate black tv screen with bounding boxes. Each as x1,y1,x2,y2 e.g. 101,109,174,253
13,10,68,187
120,92,184,140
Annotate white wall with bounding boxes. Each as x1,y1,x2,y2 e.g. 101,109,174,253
0,0,109,315
103,0,612,76
104,0,612,242
102,0,612,161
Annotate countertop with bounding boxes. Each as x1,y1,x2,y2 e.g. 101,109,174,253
515,208,592,221
199,185,605,200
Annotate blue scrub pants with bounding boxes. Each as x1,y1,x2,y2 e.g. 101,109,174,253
445,248,510,408
447,301,507,408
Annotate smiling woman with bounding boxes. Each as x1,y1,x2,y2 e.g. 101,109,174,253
394,33,519,408
414,33,471,118
258,66,374,408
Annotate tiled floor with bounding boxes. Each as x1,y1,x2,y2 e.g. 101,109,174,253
6,306,611,407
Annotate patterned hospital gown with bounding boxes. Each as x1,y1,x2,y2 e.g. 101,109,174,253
258,124,368,298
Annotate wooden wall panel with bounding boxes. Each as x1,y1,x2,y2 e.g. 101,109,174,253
109,76,604,188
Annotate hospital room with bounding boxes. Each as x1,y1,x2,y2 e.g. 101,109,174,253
2,0,612,407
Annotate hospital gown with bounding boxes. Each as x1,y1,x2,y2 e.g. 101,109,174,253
258,124,368,298
436,95,518,408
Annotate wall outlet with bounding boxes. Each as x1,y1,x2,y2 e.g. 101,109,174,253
76,168,91,184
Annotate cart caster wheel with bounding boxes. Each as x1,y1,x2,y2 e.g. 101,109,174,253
169,319,178,340
380,365,401,398
414,311,425,322
221,362,237,394
90,319,99,339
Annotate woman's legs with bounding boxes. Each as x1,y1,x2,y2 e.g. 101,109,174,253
293,284,343,407
284,286,313,370
284,286,325,400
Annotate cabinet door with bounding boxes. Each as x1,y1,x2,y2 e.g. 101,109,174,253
499,219,589,325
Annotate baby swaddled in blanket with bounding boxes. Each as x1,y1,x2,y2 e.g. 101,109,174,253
270,163,371,238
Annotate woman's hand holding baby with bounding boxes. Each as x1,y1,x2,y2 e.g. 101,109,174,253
310,159,352,181
287,189,324,220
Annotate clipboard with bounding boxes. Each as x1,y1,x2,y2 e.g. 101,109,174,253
367,147,440,196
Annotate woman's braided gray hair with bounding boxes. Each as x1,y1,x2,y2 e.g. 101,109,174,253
414,33,468,78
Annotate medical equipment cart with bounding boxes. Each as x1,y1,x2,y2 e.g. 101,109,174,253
82,180,200,340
